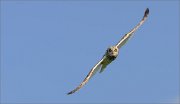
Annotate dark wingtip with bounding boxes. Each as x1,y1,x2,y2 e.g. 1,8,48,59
67,91,72,95
145,8,149,16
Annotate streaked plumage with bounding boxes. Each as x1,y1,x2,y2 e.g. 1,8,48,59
67,8,149,95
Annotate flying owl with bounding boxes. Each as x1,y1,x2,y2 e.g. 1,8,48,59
67,8,149,95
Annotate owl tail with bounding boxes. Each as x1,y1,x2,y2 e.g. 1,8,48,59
99,64,107,73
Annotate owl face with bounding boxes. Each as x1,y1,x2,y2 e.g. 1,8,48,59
106,46,119,57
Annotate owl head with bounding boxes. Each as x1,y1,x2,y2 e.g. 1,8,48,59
106,46,119,57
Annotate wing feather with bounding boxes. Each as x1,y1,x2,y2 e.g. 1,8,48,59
116,8,149,49
67,57,105,95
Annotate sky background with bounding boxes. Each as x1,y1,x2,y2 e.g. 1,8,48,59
1,0,179,103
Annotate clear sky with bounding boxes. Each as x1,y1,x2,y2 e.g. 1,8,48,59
1,0,179,103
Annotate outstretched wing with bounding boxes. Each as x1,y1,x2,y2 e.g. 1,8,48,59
116,8,149,49
67,57,106,95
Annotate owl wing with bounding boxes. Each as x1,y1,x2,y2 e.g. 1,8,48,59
67,56,106,95
116,8,149,49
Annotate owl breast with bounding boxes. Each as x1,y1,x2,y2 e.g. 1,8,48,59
107,55,117,61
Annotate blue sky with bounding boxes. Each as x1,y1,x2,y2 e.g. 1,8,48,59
1,1,179,103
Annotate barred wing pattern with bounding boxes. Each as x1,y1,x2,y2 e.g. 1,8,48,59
116,8,149,49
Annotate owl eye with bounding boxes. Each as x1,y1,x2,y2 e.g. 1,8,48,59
108,49,112,52
114,49,117,52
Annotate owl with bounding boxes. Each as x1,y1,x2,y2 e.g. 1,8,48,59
67,8,149,95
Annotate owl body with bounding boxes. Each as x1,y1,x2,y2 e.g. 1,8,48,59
100,46,119,73
67,8,149,95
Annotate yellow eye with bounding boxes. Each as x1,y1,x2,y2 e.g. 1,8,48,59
108,49,112,52
114,49,117,52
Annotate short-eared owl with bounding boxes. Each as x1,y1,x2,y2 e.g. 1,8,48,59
67,8,149,95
